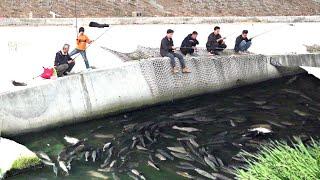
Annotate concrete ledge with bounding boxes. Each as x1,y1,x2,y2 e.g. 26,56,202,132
1,16,320,26
270,53,320,67
0,54,306,136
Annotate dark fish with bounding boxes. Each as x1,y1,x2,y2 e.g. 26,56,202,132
170,152,193,161
194,168,216,179
265,120,286,128
157,149,174,160
131,138,138,149
173,107,206,117
204,156,217,171
145,131,154,143
286,76,298,85
158,132,175,139
211,173,232,180
138,135,146,147
118,147,129,157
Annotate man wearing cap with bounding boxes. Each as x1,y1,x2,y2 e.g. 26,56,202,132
69,27,93,69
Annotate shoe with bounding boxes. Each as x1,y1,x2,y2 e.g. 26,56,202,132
172,67,179,74
182,67,191,73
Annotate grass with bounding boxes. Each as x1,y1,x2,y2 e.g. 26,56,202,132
236,138,320,180
11,156,41,170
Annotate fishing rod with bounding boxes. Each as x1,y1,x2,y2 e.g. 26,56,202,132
250,23,295,39
73,22,110,60
74,0,78,38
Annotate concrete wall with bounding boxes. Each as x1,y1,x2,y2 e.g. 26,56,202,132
1,16,320,26
0,54,305,136
271,53,320,67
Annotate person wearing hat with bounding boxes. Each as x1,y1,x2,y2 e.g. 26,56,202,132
69,27,93,69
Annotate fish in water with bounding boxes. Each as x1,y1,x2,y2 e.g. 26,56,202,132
112,172,120,180
64,136,80,145
53,165,58,176
144,130,154,143
204,156,217,171
230,120,236,127
138,135,146,147
194,168,216,179
58,161,69,176
189,138,200,148
248,127,273,135
176,171,195,179
127,172,139,180
211,173,233,180
167,147,187,154
136,145,148,151
37,151,51,162
252,101,267,105
103,142,112,152
85,151,90,162
131,169,146,180
172,107,206,117
172,126,200,133
66,155,76,170
157,149,174,160
92,150,97,162
87,171,109,179
93,134,114,139
155,153,167,161
286,76,298,85
294,110,311,117
148,160,160,171
170,152,193,161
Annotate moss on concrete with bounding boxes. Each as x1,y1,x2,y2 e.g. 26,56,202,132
11,156,41,170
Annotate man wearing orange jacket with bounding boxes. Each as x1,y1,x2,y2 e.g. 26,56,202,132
69,27,93,69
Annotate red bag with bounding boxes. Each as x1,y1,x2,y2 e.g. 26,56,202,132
40,67,54,79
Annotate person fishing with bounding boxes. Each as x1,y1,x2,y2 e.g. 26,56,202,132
160,29,191,74
54,44,75,77
234,30,252,54
206,26,227,55
180,31,199,56
69,27,93,69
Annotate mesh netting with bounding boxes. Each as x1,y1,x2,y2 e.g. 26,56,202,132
139,54,268,101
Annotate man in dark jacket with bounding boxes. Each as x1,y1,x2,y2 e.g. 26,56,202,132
234,30,252,54
180,31,199,56
54,44,75,77
206,26,227,55
160,29,191,74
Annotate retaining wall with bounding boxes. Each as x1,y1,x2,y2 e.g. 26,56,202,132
0,54,307,136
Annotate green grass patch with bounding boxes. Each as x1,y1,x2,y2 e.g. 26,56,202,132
236,138,320,180
11,156,41,170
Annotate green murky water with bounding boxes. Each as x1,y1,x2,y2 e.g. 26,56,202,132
8,73,320,180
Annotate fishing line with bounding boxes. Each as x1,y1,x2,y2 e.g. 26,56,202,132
75,0,78,38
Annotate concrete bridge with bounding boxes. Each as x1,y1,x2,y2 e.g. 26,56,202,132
1,52,315,136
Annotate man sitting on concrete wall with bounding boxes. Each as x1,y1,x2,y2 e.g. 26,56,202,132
234,30,252,54
160,29,191,74
180,31,199,56
206,26,227,55
54,44,75,77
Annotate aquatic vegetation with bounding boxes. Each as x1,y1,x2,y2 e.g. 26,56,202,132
236,138,320,180
11,156,41,170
